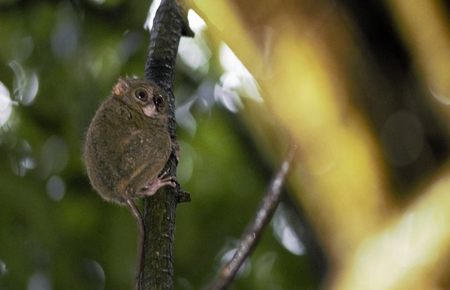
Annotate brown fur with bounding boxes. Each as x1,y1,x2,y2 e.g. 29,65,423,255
84,78,171,204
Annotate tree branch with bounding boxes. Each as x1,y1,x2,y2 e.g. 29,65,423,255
205,145,297,290
139,1,192,289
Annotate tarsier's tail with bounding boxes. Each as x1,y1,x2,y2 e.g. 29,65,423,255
125,199,144,290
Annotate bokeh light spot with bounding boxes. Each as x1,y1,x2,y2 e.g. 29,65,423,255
187,9,207,33
430,89,450,105
176,98,197,136
10,139,35,177
219,247,251,277
179,37,210,75
214,77,243,113
272,206,305,256
40,136,69,177
144,0,161,31
0,82,13,126
9,61,39,105
46,175,66,201
177,141,195,183
216,43,262,113
0,259,7,277
27,272,52,290
89,0,106,4
83,259,105,289
51,4,79,60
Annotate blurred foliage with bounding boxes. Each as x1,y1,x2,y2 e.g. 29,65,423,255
190,0,450,289
1,0,449,290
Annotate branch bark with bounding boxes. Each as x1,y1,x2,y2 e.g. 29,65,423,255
139,1,192,289
205,145,297,290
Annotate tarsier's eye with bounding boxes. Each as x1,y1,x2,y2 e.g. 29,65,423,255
153,94,164,107
134,89,148,102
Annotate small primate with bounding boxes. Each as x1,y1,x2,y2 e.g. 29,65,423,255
84,77,175,284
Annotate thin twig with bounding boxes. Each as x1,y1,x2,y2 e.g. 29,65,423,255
206,145,297,290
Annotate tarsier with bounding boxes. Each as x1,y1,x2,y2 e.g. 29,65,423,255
84,77,176,273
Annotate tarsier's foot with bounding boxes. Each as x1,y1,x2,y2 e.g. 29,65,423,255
138,171,176,197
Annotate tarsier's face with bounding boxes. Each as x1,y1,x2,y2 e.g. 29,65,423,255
113,78,168,119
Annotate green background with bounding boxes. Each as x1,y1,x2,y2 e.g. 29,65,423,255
0,1,317,289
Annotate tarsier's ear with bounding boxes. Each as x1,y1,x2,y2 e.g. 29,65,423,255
112,78,129,96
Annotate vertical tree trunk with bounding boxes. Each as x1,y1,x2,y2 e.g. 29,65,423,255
140,1,192,289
